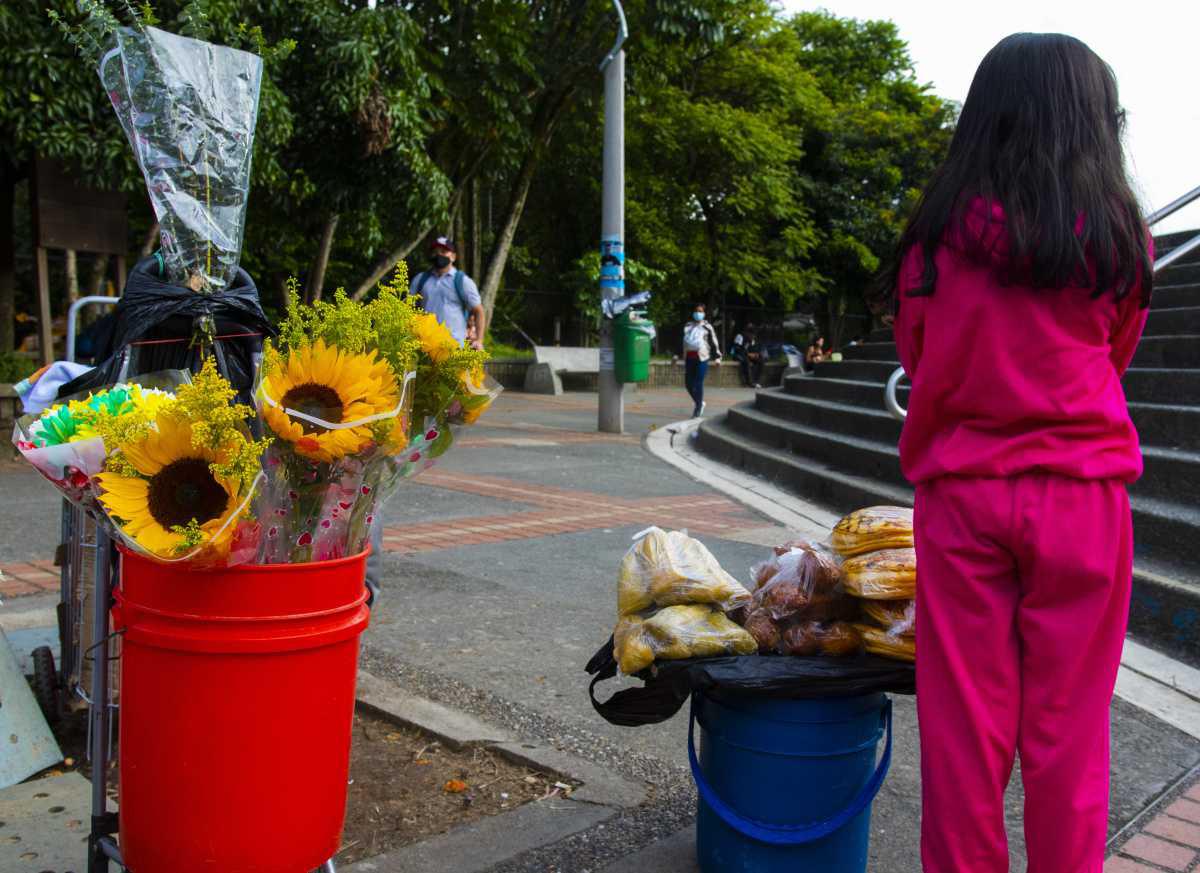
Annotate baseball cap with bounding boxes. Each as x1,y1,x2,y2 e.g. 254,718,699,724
430,236,457,253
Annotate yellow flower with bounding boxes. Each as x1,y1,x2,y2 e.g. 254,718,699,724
413,313,458,364
259,339,400,463
96,417,246,560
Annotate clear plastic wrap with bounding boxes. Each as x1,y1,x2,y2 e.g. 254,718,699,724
861,599,916,638
617,527,751,617
13,365,266,568
781,621,864,657
613,605,757,675
749,546,842,620
100,26,263,292
854,623,916,663
831,506,914,558
841,547,917,600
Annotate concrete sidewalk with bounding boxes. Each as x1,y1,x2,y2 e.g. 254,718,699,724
2,386,1199,872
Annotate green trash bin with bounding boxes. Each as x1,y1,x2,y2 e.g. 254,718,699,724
614,311,656,383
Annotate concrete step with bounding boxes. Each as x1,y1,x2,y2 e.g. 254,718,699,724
1132,335,1200,368
842,342,902,362
696,414,912,513
756,389,904,445
1123,368,1200,405
784,374,908,409
725,403,907,489
1137,445,1200,504
812,358,899,383
1154,228,1200,259
1152,278,1200,307
1129,402,1200,452
1144,307,1200,336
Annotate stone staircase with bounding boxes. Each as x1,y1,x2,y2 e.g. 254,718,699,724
697,229,1200,667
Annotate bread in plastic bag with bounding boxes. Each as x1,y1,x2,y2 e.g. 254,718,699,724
617,527,751,616
613,604,757,674
752,552,846,622
751,540,840,592
861,599,916,637
831,506,914,558
841,548,917,600
781,621,864,657
743,608,783,654
854,623,916,662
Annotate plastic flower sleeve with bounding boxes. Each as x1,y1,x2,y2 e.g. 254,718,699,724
100,26,262,292
254,361,417,564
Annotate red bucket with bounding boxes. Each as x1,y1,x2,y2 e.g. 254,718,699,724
114,548,370,873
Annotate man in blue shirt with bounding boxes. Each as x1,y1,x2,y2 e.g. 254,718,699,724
408,237,486,349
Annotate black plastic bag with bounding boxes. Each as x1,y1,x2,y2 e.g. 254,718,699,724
59,254,273,401
586,636,914,727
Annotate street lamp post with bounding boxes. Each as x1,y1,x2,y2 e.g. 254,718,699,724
598,1,627,434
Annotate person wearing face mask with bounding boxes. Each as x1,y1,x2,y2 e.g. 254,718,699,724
682,303,722,417
409,237,486,350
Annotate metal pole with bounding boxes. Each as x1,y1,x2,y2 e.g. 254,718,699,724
88,529,113,873
598,3,627,434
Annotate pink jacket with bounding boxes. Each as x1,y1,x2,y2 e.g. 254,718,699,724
894,201,1151,485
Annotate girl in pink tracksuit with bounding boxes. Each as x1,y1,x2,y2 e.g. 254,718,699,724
882,34,1154,872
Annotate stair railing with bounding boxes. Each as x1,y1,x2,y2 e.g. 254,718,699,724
885,185,1200,420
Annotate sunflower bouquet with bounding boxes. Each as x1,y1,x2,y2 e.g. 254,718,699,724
13,362,268,566
14,380,176,505
254,264,499,564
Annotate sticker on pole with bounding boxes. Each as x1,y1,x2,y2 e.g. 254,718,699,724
600,348,616,371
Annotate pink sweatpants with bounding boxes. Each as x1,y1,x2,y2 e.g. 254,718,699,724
914,474,1132,873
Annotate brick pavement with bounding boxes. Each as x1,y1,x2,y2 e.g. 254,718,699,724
1107,780,1200,871
0,558,58,599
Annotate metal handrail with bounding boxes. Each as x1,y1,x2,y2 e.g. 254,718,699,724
1145,184,1200,227
884,185,1200,420
66,295,119,363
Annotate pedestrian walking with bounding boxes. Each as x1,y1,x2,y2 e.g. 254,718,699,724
409,236,486,349
881,33,1153,873
682,303,721,417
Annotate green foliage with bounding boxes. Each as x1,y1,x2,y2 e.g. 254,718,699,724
0,352,35,383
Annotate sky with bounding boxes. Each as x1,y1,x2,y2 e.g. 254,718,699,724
778,0,1200,234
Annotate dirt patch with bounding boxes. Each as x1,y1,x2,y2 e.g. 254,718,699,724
338,710,571,864
36,699,574,866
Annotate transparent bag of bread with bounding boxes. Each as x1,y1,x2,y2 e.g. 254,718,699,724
751,549,848,621
617,527,751,616
781,621,864,657
750,539,841,591
612,605,758,674
831,506,914,558
841,547,917,599
861,599,916,637
853,623,916,662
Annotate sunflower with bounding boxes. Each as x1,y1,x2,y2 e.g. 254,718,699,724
96,417,247,559
260,339,400,463
413,313,458,364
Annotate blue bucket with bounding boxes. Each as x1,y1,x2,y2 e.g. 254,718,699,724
690,691,892,873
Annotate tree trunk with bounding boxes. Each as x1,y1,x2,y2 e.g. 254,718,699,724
88,255,110,296
478,155,539,327
0,161,16,354
351,221,436,301
141,221,160,257
307,213,340,303
471,177,482,283
65,250,79,305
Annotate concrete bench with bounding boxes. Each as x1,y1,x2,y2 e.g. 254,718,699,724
524,346,600,395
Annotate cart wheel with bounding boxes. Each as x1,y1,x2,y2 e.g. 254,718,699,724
31,645,60,726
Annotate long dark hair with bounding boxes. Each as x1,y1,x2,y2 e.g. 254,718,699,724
874,33,1152,313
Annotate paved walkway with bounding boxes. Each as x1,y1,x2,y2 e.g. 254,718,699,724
2,386,1199,872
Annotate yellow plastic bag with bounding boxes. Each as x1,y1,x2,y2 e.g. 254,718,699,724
831,506,914,558
854,623,916,663
841,548,917,600
613,604,757,674
861,599,916,637
617,527,751,617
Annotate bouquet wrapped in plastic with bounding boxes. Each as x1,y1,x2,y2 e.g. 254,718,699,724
100,25,262,292
254,266,499,564
13,362,267,567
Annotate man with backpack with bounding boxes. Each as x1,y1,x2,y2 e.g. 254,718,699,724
409,236,486,350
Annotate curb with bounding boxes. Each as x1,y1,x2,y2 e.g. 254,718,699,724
643,416,839,541
347,670,647,872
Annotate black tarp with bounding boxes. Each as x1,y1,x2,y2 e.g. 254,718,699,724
59,254,273,401
587,637,915,727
